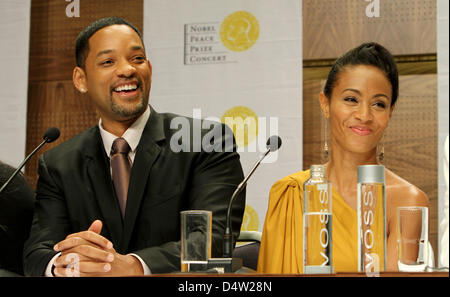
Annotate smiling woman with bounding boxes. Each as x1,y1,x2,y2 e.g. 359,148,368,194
258,42,429,274
319,64,394,162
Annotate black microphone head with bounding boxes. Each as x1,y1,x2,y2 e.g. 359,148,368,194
43,127,60,143
266,135,282,152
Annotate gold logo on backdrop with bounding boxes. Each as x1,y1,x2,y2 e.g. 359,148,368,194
220,11,260,52
241,204,259,231
221,106,258,148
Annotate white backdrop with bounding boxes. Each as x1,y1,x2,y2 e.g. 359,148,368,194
0,0,31,168
144,0,303,232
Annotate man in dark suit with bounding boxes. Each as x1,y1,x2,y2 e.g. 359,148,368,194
23,17,245,276
0,162,34,276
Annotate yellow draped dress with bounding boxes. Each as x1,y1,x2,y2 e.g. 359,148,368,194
257,170,358,273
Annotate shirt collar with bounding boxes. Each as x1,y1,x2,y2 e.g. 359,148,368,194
99,105,151,157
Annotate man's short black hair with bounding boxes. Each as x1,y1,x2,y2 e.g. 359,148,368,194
323,42,399,106
75,16,144,69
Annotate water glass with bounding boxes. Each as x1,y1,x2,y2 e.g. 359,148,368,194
180,210,212,272
397,206,428,272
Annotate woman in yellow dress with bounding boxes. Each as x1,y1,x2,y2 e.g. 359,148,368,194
257,42,429,273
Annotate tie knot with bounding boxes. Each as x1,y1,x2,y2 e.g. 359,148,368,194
111,138,131,155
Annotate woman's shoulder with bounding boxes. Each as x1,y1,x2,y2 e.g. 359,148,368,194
267,170,310,201
271,169,310,190
385,168,429,206
265,169,310,216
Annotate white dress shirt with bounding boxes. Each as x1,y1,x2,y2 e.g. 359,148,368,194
45,106,152,276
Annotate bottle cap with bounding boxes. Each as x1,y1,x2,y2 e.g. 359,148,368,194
310,164,325,177
357,165,385,184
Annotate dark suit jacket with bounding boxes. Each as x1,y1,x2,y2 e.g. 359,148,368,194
23,107,245,276
0,163,34,275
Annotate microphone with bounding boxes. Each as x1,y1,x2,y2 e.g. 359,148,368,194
214,135,282,271
0,127,60,195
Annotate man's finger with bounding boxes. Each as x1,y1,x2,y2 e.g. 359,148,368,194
78,261,112,274
54,232,113,252
54,266,80,277
54,250,114,267
88,220,103,234
63,246,114,263
54,252,86,267
55,262,111,275
54,262,112,277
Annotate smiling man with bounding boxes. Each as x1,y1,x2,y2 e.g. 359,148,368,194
74,19,152,136
23,17,245,276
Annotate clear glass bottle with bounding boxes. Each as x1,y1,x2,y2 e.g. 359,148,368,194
357,165,386,274
303,164,333,274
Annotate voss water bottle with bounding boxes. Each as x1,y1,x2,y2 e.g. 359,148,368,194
303,165,333,274
357,165,387,274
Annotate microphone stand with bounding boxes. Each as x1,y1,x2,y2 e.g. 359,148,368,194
0,139,47,194
223,149,270,258
0,127,60,195
207,149,271,273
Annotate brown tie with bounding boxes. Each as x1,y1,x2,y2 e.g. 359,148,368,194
110,138,132,218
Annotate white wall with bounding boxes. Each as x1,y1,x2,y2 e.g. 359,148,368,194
0,0,31,168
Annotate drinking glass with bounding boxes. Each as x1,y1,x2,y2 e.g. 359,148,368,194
180,210,212,272
397,206,428,272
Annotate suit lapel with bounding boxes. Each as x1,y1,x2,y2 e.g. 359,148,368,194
121,107,166,252
84,128,123,247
